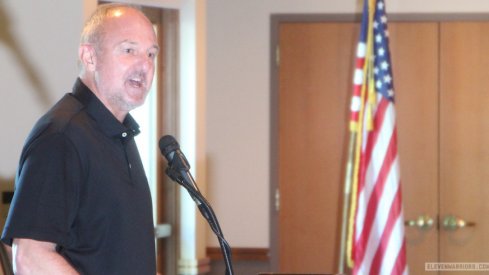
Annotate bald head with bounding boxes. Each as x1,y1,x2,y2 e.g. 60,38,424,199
80,4,153,52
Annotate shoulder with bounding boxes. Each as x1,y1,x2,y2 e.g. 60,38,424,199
26,94,91,144
19,94,93,159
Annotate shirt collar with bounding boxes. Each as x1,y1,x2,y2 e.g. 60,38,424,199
71,78,140,139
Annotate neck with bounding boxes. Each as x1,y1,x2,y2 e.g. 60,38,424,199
79,75,127,122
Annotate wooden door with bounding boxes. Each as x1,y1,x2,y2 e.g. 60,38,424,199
439,22,489,270
276,21,440,273
389,23,439,274
277,22,356,273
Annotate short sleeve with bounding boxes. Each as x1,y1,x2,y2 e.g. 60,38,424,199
1,133,82,247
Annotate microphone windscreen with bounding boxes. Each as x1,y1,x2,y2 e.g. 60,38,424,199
159,135,180,160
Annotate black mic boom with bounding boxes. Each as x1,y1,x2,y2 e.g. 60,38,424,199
158,135,234,275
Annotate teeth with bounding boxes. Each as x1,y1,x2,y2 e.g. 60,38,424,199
128,73,146,88
129,79,142,87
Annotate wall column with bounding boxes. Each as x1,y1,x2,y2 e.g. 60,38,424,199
178,0,209,273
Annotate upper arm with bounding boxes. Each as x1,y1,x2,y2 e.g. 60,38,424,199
3,134,81,247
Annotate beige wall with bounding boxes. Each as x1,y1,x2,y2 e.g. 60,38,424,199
2,0,489,251
0,1,82,227
0,1,82,177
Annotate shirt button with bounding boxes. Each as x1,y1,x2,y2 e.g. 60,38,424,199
122,132,127,138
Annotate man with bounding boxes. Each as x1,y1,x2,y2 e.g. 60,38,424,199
1,4,159,274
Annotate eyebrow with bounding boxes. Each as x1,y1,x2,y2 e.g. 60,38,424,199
119,40,160,52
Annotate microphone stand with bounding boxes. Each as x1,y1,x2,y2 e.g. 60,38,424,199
165,166,235,275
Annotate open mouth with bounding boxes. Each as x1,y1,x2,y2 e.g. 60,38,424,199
128,78,144,88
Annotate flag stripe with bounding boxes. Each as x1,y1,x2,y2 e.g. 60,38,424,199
382,207,406,275
392,236,408,275
370,181,403,274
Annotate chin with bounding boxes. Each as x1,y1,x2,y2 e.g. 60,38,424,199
126,90,149,105
128,99,146,110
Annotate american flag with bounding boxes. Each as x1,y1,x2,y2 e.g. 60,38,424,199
346,0,408,274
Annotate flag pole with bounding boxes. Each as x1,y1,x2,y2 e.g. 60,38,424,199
339,1,374,272
338,131,356,274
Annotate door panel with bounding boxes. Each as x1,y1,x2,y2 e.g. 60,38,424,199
389,23,439,274
440,22,489,268
278,22,356,272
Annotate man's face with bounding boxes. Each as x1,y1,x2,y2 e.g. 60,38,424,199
93,9,159,116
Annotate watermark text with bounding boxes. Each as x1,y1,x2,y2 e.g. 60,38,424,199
426,262,489,271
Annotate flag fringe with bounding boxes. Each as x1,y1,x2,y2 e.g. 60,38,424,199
345,0,377,268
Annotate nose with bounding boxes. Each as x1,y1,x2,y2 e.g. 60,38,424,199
134,53,154,74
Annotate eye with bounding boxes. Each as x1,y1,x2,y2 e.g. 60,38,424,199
148,51,157,59
124,48,135,54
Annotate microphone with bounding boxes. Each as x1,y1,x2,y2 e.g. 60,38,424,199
158,135,199,192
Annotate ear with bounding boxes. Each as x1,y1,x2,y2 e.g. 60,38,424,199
79,44,97,72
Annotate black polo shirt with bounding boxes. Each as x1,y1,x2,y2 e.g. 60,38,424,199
2,79,156,275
